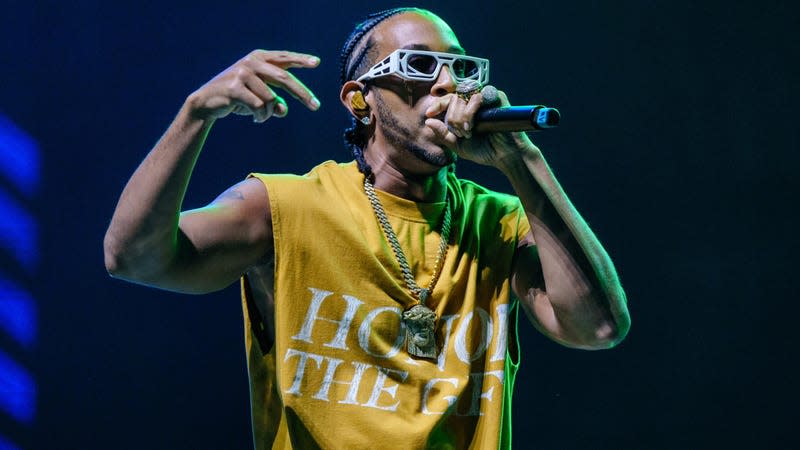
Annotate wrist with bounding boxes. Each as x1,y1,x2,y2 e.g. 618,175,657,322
183,91,217,125
495,137,543,177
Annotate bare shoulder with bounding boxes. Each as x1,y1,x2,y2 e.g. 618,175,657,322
173,177,274,291
188,177,272,229
110,176,274,294
211,177,269,208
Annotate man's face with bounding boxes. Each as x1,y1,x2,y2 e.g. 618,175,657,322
367,12,465,172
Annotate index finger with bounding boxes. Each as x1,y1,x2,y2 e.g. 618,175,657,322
253,62,321,110
251,50,321,69
464,92,483,118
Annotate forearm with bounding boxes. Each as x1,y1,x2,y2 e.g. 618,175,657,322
104,96,213,279
498,144,630,346
104,50,320,288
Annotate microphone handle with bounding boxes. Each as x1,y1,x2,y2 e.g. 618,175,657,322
474,106,560,133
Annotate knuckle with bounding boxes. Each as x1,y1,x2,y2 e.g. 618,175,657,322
235,67,249,78
274,70,290,83
226,78,243,94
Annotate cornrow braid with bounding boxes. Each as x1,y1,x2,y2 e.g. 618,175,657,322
339,7,417,177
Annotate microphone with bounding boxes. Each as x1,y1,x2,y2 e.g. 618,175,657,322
474,106,560,133
473,85,560,133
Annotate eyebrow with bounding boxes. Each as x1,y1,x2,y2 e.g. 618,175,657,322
400,44,466,54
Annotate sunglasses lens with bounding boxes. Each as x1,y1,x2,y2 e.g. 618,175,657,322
406,54,439,75
453,58,479,79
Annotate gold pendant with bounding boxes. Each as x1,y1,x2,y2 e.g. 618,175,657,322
403,304,438,359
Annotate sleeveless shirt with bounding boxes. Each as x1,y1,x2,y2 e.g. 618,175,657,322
240,161,530,449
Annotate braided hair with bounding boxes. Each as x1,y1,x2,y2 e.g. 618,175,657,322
339,7,418,177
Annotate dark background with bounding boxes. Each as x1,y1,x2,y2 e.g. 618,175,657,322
1,0,797,448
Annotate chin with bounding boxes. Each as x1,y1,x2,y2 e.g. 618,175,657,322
409,143,454,169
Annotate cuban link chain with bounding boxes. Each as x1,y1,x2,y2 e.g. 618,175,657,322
363,177,452,359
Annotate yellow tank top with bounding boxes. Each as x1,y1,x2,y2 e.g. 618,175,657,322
241,161,530,449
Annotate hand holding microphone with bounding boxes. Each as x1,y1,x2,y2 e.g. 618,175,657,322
472,85,560,133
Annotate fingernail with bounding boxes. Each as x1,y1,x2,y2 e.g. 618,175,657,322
310,97,321,110
308,56,320,65
464,122,470,131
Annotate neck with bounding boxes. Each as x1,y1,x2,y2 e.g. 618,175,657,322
365,150,449,203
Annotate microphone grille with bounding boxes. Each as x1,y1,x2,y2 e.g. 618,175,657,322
480,85,501,106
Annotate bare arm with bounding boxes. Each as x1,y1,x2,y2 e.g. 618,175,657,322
503,149,630,350
103,50,321,293
427,89,630,349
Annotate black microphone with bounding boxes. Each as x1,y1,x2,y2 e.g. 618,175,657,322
474,106,560,133
473,85,560,133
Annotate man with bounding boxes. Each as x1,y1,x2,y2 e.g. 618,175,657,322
104,7,629,449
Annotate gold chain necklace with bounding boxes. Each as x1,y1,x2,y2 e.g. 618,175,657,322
363,177,452,359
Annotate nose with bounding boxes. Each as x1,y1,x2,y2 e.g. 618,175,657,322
431,64,458,97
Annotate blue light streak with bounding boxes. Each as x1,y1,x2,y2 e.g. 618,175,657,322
0,114,39,198
0,277,36,349
0,189,37,272
0,434,22,450
0,350,36,424
0,113,39,445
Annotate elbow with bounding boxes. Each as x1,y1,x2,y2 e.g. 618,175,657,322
584,288,631,350
586,314,631,350
103,231,206,294
604,296,632,348
103,225,178,282
103,229,142,279
104,251,123,279
553,319,629,351
558,309,630,350
103,231,125,277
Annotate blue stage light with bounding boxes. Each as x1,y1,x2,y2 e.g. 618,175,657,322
0,113,39,445
0,351,35,424
0,190,37,272
0,434,22,450
0,114,39,198
0,277,36,349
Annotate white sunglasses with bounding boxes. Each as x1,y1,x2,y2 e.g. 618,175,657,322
356,49,490,84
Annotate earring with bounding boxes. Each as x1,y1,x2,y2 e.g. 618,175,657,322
351,91,370,125
351,91,369,113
